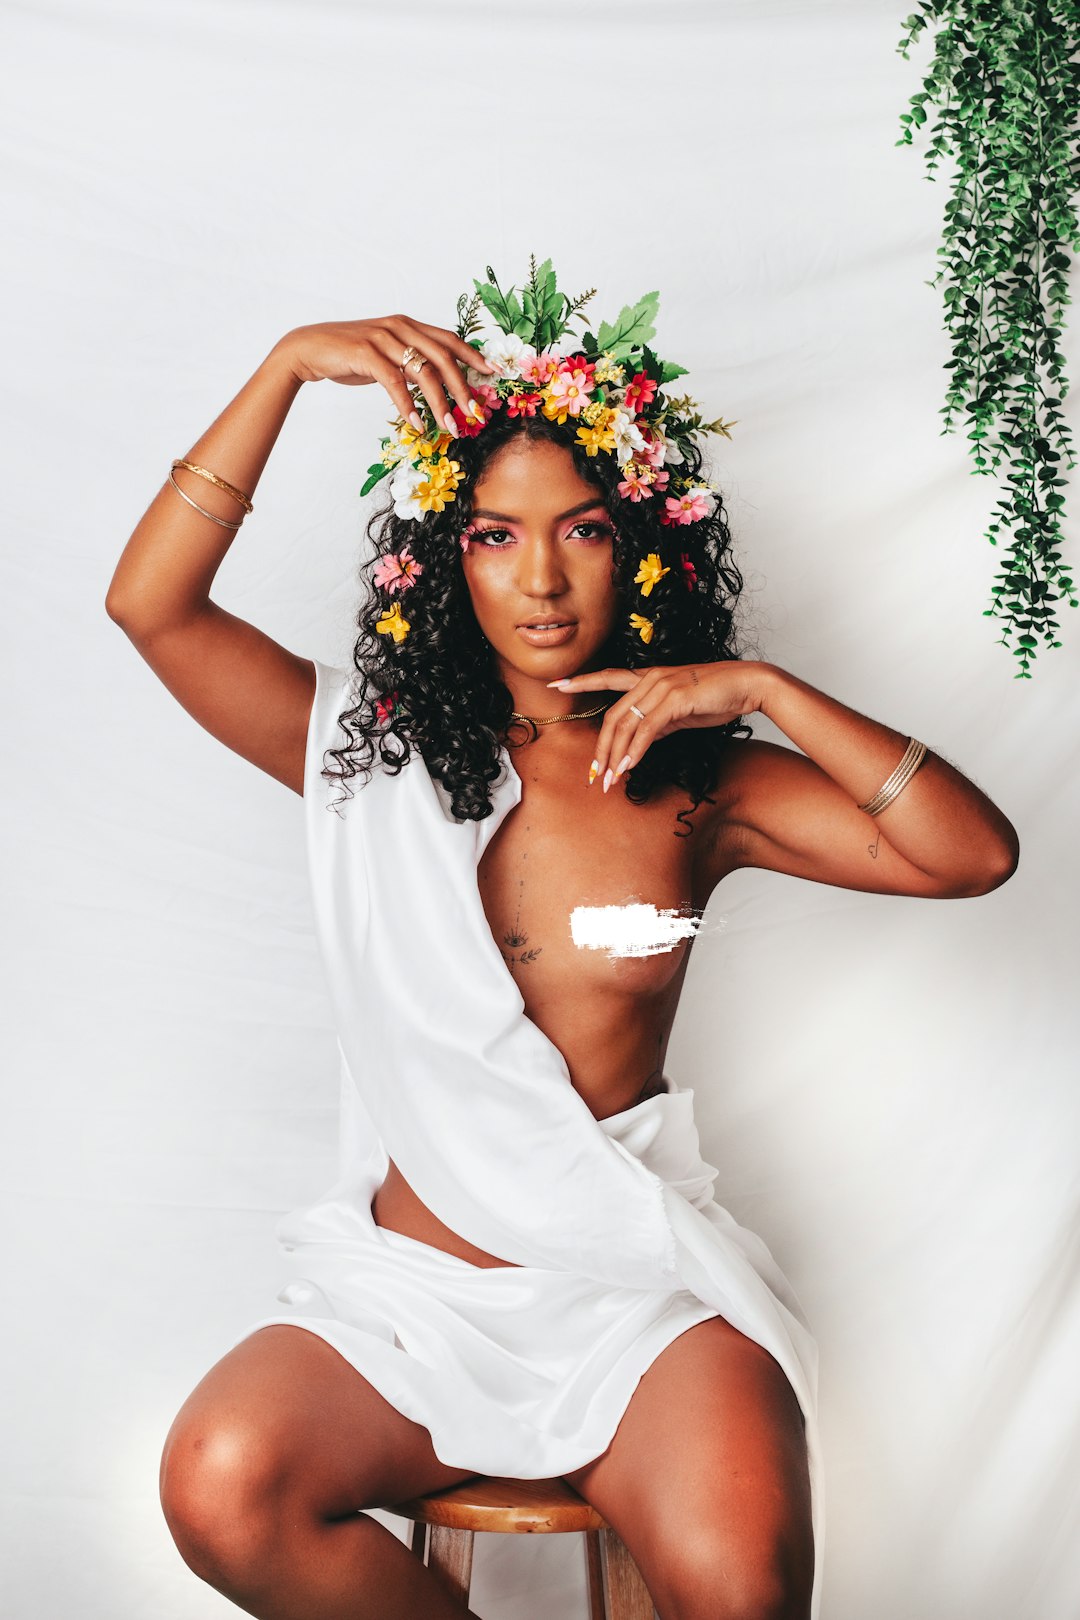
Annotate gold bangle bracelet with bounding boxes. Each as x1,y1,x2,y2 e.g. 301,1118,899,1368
167,470,244,530
858,737,928,817
171,458,254,513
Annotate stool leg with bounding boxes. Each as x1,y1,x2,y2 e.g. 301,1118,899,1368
584,1529,606,1619
600,1526,656,1620
427,1523,475,1605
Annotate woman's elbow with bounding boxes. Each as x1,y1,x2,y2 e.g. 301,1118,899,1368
962,826,1020,896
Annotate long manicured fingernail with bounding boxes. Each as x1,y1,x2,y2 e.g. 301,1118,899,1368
588,760,599,786
546,679,572,688
602,768,613,794
409,409,424,431
614,753,632,779
443,412,458,435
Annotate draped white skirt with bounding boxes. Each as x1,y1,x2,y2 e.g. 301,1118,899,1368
224,1075,810,1485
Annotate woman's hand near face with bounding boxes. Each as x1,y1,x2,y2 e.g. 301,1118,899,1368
548,659,1019,900
548,660,770,788
276,316,496,436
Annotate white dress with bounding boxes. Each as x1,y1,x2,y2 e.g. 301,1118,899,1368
226,658,825,1617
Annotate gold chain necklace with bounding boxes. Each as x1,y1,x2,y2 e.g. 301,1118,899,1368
509,700,612,727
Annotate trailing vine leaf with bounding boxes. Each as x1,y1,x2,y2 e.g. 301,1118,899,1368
896,0,1080,676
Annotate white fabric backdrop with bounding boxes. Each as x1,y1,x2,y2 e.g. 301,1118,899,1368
4,1,1078,1616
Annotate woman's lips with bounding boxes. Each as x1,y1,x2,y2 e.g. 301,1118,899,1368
516,622,578,646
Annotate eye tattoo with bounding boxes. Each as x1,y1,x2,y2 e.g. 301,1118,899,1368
500,846,542,970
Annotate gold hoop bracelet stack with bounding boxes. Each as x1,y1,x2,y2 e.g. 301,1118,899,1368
858,737,928,816
167,458,255,530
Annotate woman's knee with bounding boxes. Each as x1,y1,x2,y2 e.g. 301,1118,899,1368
159,1408,294,1589
647,1517,813,1620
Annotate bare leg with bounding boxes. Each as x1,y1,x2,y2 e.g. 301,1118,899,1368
562,1316,814,1620
159,1324,484,1619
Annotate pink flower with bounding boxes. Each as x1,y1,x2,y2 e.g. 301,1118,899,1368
637,426,668,469
617,466,655,502
623,371,658,413
507,389,543,418
545,364,595,419
471,382,502,411
519,351,559,385
661,491,712,526
616,464,670,502
373,545,424,591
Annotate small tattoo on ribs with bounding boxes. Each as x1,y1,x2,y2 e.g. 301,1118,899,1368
500,863,542,970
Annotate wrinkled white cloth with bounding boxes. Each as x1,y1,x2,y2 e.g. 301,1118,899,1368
228,658,825,1617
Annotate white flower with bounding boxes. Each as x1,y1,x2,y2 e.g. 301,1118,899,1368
481,333,537,380
388,459,426,521
609,406,649,467
661,431,686,467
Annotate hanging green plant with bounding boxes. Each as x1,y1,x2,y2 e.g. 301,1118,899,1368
896,1,1080,676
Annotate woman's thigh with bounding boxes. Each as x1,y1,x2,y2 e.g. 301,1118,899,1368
160,1324,479,1536
561,1315,813,1619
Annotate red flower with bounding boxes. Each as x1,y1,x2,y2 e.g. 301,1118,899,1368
561,353,598,387
624,371,658,413
507,389,543,418
451,394,501,436
678,551,698,590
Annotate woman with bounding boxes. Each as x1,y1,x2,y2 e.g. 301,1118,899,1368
106,283,1019,1620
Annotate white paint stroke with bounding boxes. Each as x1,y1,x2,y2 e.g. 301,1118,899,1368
569,902,714,959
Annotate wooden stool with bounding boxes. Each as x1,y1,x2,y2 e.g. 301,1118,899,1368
388,1473,656,1618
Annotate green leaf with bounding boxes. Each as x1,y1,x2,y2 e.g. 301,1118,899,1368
360,461,392,497
594,290,660,362
474,265,526,337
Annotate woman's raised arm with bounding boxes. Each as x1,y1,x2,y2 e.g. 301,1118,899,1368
105,319,491,795
105,338,315,794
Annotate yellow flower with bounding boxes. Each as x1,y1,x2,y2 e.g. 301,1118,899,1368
541,390,570,425
417,456,464,512
634,553,670,597
376,601,411,644
398,424,452,461
629,612,654,645
582,399,606,427
576,418,618,458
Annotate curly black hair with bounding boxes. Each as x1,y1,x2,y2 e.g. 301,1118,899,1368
321,409,751,835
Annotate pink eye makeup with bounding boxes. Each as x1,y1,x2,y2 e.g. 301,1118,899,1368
464,514,617,550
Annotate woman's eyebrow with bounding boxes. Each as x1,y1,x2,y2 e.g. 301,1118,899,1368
471,499,609,523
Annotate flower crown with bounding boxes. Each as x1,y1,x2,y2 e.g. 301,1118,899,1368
360,255,736,661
